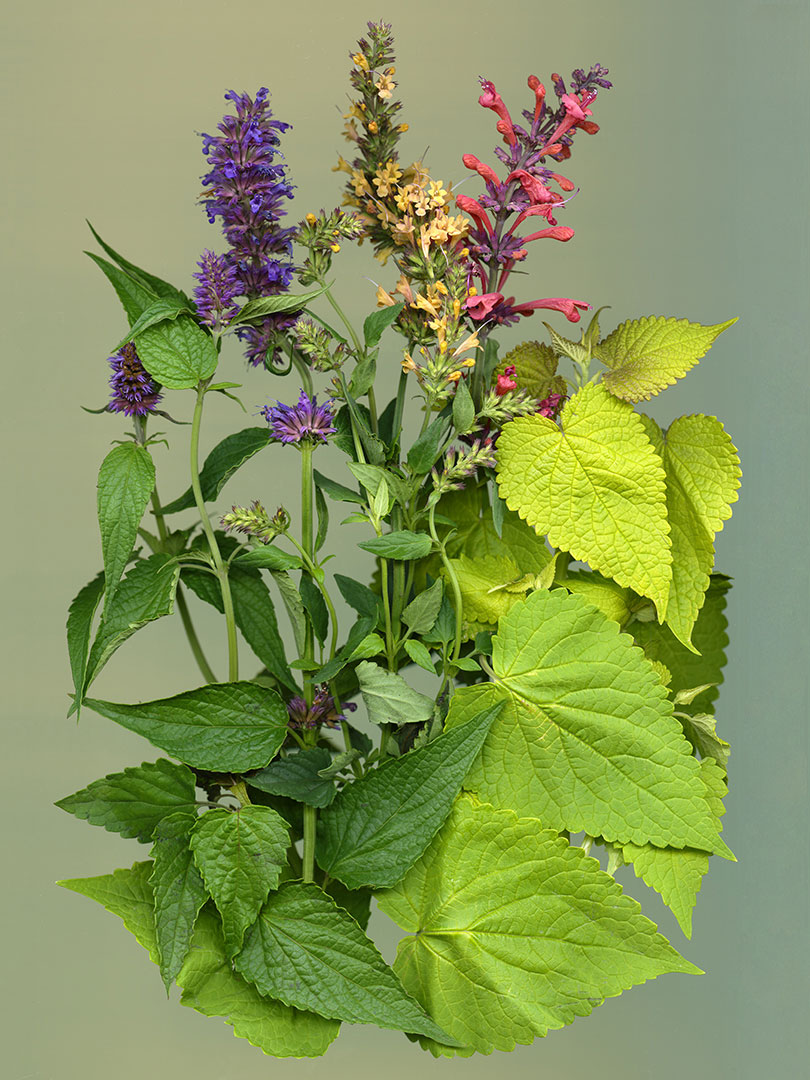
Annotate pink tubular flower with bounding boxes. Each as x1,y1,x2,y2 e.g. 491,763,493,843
510,297,590,322
522,225,575,243
465,292,504,319
478,79,517,146
506,169,557,206
462,154,501,188
495,364,518,396
527,75,545,123
561,93,593,122
455,194,494,235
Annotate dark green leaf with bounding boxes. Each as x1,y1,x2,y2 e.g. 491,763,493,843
334,574,379,619
66,572,104,718
349,353,377,397
363,302,404,349
377,395,398,448
314,485,329,552
421,593,456,646
97,443,155,610
150,812,208,991
452,378,475,434
232,546,302,572
134,315,218,389
401,579,444,634
269,570,308,657
407,416,447,474
234,882,458,1043
55,758,197,842
248,748,336,809
231,285,329,324
83,682,289,772
113,298,190,352
343,394,386,464
313,469,364,505
300,576,329,646
315,616,375,682
358,531,432,560
160,428,272,514
87,222,189,307
85,251,157,325
324,880,372,930
316,703,501,888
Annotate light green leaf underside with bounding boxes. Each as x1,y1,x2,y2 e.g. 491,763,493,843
641,414,740,650
497,383,671,616
235,882,458,1045
597,315,737,402
190,805,289,956
97,442,155,611
377,797,699,1056
446,589,723,853
150,812,208,990
679,711,730,771
620,759,730,937
355,661,434,727
57,861,159,962
495,340,567,401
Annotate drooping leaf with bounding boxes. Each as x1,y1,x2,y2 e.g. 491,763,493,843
159,427,272,513
596,315,737,402
55,758,197,843
97,442,155,609
234,882,457,1044
190,805,289,956
334,574,379,619
358,531,433,560
177,906,339,1057
640,413,740,649
149,812,208,990
446,589,728,854
86,251,157,325
84,554,180,692
313,470,364,505
232,546,302,572
376,797,699,1056
401,579,444,635
57,861,159,961
355,661,434,727
495,340,566,401
678,712,730,772
84,682,289,772
66,571,104,718
300,575,329,645
134,315,218,389
231,285,329,323
497,383,672,616
316,703,502,889
248,748,337,809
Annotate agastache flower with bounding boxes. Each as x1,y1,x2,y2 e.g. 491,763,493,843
221,501,289,543
192,249,241,329
286,686,357,731
261,391,336,445
108,342,162,416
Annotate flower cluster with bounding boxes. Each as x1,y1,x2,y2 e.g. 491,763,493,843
199,88,298,366
431,439,497,498
192,249,241,330
220,501,289,543
296,208,364,288
286,686,356,731
292,317,347,373
108,342,162,417
261,391,336,445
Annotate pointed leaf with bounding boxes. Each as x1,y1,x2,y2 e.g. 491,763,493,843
407,416,448,474
160,427,272,513
363,301,404,348
112,297,190,352
87,222,189,306
355,661,433,727
232,545,302,572
97,443,155,609
452,378,475,434
678,712,730,771
248,748,336,809
134,315,218,389
404,639,437,673
401,578,444,634
231,285,329,323
313,469,364,505
86,251,157,325
150,812,208,989
358,531,433,560
66,571,104,717
58,861,159,961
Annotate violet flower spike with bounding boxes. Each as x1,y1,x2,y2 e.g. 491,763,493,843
108,342,162,417
192,249,241,330
261,391,336,446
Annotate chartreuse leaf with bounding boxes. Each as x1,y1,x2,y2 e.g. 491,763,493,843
633,574,731,717
678,712,730,771
57,861,159,962
355,661,434,727
160,427,272,514
446,589,727,854
55,758,197,842
149,812,208,990
86,252,157,325
449,553,527,628
596,315,737,402
134,315,218,389
190,805,289,956
84,554,180,692
248,748,336,809
497,384,672,616
561,569,638,627
97,443,155,610
178,906,340,1057
66,571,104,717
234,882,458,1044
376,797,699,1056
620,759,731,937
316,703,502,889
84,682,289,772
640,414,740,650
495,340,566,401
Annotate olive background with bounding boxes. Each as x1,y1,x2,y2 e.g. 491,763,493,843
3,0,808,1076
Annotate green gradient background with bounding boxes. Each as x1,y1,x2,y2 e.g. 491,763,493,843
3,0,807,1076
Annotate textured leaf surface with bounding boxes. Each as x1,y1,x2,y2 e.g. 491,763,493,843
497,384,671,615
112,297,189,351
561,570,637,626
641,414,740,649
597,316,737,402
235,882,457,1043
66,571,104,716
56,758,197,842
191,805,289,956
446,589,724,852
150,813,208,989
376,798,698,1055
84,554,179,691
134,315,218,389
178,906,339,1057
355,661,434,727
58,861,159,961
84,682,289,771
621,760,730,937
248,748,336,809
317,704,502,889
450,554,526,626
495,340,566,401
358,531,433,560
160,427,272,514
679,712,730,771
97,443,155,610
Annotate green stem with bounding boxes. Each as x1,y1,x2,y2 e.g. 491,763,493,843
291,349,314,396
284,535,340,662
392,369,409,447
323,287,377,432
299,440,319,883
191,382,239,681
302,804,317,883
429,502,463,664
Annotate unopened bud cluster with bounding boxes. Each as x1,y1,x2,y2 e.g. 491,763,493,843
293,317,348,373
221,501,290,543
431,439,497,497
297,208,364,287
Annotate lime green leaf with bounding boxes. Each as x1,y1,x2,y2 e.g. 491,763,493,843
66,571,104,718
234,882,457,1044
84,554,180,692
248,748,336,809
596,316,737,402
543,321,591,366
86,251,157,325
402,579,444,634
497,384,671,615
97,443,155,610
58,861,159,961
134,315,218,389
495,341,566,401
150,812,208,990
178,905,339,1057
446,589,725,852
55,758,197,842
190,805,289,956
316,704,502,889
449,553,526,627
620,759,730,937
560,569,637,626
355,661,434,727
641,413,740,649
678,712,730,771
377,797,699,1055
84,682,289,772
358,531,433,560
160,427,272,513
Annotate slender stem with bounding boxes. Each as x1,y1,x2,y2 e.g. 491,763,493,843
191,383,239,681
299,440,319,884
379,556,396,670
283,535,340,662
392,369,409,447
302,804,317,883
429,503,463,664
290,349,314,396
323,287,377,432
366,384,379,435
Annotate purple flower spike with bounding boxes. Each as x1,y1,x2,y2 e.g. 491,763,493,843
108,342,162,416
261,391,336,446
286,686,355,730
192,249,241,329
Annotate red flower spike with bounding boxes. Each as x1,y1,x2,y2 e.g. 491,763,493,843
496,118,518,148
511,297,590,322
578,120,600,135
479,78,517,147
506,169,556,205
522,226,575,243
462,154,501,188
456,193,495,236
527,75,546,124
465,292,503,320
550,171,575,192
495,364,518,396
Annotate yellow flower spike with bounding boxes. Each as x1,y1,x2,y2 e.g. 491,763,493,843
352,52,369,71
453,299,462,317
394,275,414,303
375,73,396,100
305,213,317,225
330,243,341,253
447,370,462,382
368,120,379,134
332,155,353,175
398,123,409,133
402,354,419,372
